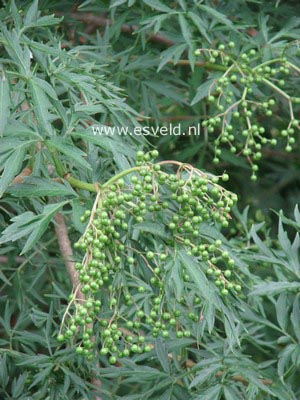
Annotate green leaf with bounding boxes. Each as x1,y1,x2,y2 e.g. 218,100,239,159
34,77,58,101
24,0,39,25
294,205,300,225
47,138,92,171
60,368,90,389
238,366,276,396
197,5,235,29
179,250,217,305
278,218,292,252
194,384,222,400
17,355,51,366
72,129,136,158
1,26,31,75
251,282,300,296
0,71,11,136
144,80,187,103
7,177,77,198
0,201,69,254
242,305,283,332
112,147,133,173
0,355,9,387
202,301,215,333
28,77,53,135
10,0,22,29
27,15,62,28
29,365,53,388
158,44,187,72
110,0,128,7
11,373,27,398
155,338,170,373
189,364,221,388
277,217,300,275
71,199,87,234
275,207,300,230
291,296,300,341
133,221,168,238
224,313,240,348
0,145,27,197
168,257,183,301
191,79,216,105
178,14,192,47
276,293,289,330
188,12,211,43
223,386,242,400
74,104,105,113
278,343,297,378
250,225,277,259
142,0,172,13
0,270,11,286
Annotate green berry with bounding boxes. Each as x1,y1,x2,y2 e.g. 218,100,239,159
57,334,65,342
109,356,117,364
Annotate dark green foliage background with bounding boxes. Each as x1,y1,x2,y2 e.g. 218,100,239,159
0,1,300,399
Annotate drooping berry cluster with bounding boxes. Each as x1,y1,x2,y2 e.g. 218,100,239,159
194,42,300,180
57,151,240,362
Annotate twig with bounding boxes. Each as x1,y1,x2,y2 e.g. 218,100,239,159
185,359,272,386
55,12,175,47
0,256,25,264
12,167,32,184
53,212,83,300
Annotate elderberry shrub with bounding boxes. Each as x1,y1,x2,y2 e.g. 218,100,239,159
194,42,300,180
57,151,239,363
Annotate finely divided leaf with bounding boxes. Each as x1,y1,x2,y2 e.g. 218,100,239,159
197,5,235,30
158,44,187,72
0,72,11,136
191,79,216,105
251,282,300,296
155,337,171,373
7,177,77,198
178,14,192,47
0,146,27,197
47,138,92,170
189,364,221,388
142,0,173,13
24,0,39,25
133,221,168,238
0,201,69,254
28,78,53,135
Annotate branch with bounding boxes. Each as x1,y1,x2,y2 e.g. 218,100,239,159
214,370,272,386
56,14,228,72
168,59,228,71
53,212,102,399
12,167,32,184
185,359,272,386
56,12,175,47
53,212,83,299
0,256,25,264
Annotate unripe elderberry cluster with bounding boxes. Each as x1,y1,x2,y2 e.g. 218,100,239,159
57,151,240,363
195,42,300,180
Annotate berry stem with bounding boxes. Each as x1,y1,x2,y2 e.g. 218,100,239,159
252,58,283,71
262,78,290,100
286,61,300,74
67,176,98,192
101,166,150,189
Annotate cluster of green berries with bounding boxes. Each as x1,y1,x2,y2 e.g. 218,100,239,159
57,151,241,363
195,42,300,180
